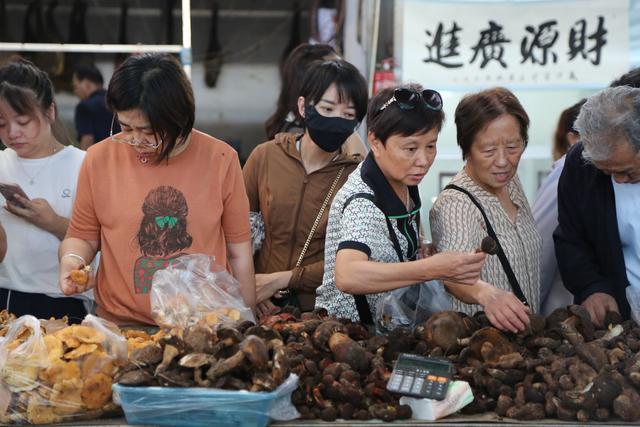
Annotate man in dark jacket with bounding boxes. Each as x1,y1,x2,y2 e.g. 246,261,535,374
554,85,640,326
72,64,117,149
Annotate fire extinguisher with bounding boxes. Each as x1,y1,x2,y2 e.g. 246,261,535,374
373,57,396,95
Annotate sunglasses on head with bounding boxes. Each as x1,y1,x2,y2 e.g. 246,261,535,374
379,88,443,112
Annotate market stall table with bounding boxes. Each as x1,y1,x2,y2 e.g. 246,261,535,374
44,414,640,426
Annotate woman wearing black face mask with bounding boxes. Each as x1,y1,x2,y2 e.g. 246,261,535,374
243,59,368,317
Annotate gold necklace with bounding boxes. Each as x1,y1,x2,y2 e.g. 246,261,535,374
18,143,60,185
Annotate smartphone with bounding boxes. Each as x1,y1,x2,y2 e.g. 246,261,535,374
0,183,29,208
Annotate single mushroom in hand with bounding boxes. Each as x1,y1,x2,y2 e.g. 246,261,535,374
477,236,498,255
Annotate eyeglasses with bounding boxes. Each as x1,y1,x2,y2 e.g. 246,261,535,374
109,114,161,150
379,88,443,112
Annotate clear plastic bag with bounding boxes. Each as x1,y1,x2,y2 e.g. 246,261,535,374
151,253,255,329
376,280,452,333
113,374,300,427
0,314,127,424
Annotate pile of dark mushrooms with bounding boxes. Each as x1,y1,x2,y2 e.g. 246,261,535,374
116,304,640,422
116,309,412,421
425,306,640,422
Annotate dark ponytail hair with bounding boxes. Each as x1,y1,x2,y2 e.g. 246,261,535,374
0,57,75,145
265,43,337,139
0,57,55,118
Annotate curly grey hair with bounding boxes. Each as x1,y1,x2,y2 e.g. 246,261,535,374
575,86,640,162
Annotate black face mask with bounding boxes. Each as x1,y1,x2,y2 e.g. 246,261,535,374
304,105,357,153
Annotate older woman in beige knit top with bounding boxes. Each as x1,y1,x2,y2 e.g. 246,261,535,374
430,87,542,333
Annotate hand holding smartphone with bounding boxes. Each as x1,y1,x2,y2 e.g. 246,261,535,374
0,183,30,209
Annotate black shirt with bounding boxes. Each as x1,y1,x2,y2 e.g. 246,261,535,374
553,143,630,319
74,89,117,144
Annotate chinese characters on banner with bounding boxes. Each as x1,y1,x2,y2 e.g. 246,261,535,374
400,0,629,88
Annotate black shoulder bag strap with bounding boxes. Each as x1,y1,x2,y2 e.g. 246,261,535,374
444,184,530,307
341,192,407,325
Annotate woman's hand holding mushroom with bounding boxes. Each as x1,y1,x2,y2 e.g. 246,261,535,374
60,255,95,295
476,280,530,333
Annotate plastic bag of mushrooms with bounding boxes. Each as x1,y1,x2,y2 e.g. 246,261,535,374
0,314,127,425
150,254,256,329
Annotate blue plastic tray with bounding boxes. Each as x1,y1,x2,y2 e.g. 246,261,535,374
113,383,286,427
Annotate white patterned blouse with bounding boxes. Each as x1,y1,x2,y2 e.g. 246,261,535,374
316,154,451,321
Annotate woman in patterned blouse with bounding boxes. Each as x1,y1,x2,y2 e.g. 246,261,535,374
316,85,487,324
430,87,542,333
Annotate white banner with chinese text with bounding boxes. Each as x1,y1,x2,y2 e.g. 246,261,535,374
399,0,630,88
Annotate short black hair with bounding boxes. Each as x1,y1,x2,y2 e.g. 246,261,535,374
299,59,368,123
107,53,194,163
73,64,104,86
367,84,445,145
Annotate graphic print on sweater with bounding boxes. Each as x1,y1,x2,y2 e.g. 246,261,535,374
133,186,193,294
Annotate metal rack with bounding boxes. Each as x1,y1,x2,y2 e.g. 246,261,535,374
0,0,193,77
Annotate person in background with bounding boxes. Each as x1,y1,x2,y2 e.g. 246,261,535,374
0,58,89,321
554,85,640,325
551,101,585,162
0,223,5,262
430,87,541,333
59,53,255,326
315,85,486,324
72,64,118,149
264,43,366,157
245,59,367,317
533,99,585,315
